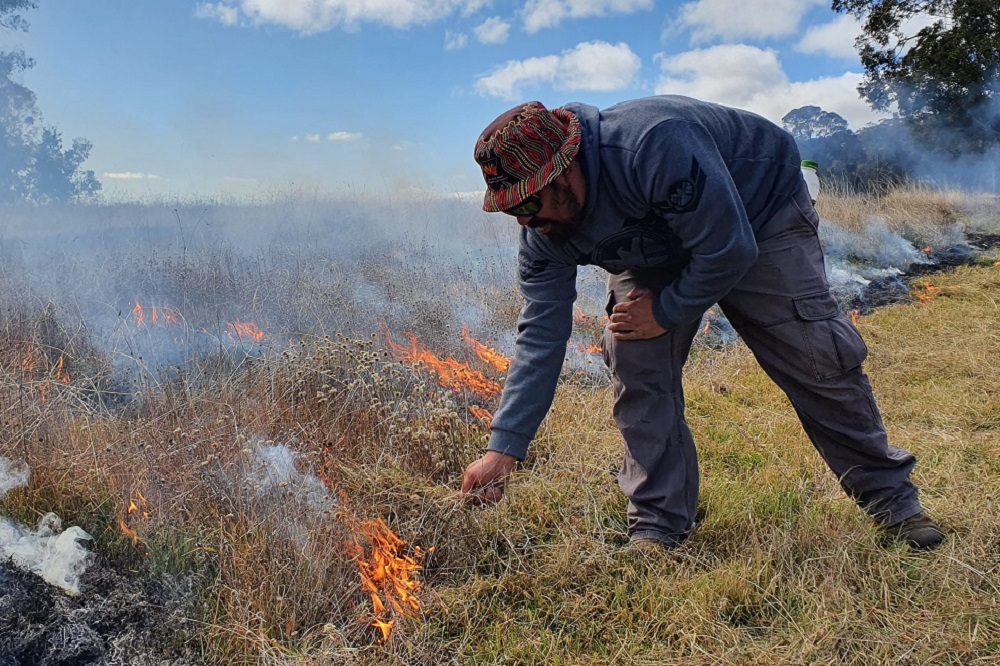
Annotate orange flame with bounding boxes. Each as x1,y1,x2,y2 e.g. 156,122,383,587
350,516,427,642
20,345,39,377
912,282,940,303
118,491,152,546
132,303,145,328
468,405,493,425
20,347,71,401
117,518,141,546
851,310,860,327
55,354,70,384
922,246,932,256
460,324,510,374
383,326,501,400
128,490,152,519
227,320,265,342
574,307,606,326
132,302,182,329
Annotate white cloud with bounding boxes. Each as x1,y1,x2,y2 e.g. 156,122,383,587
671,0,825,43
195,0,486,33
103,172,163,180
305,134,322,143
654,44,886,129
444,30,468,51
795,14,861,59
194,2,240,26
475,41,640,99
522,0,653,33
474,17,510,44
327,131,363,141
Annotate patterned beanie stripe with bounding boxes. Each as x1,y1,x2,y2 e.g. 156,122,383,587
474,102,581,213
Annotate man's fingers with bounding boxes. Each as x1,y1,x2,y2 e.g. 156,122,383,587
463,484,504,507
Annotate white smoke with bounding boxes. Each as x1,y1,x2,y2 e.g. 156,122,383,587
248,443,336,513
820,217,929,269
818,216,933,301
0,457,29,497
1,456,92,595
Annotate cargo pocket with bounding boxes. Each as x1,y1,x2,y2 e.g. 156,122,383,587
794,292,868,381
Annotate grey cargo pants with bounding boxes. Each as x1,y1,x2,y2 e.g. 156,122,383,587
602,184,922,545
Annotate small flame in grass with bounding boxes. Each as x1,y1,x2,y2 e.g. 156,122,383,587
118,491,152,547
349,516,428,642
460,324,510,374
20,345,40,377
851,310,860,327
117,518,141,546
382,326,502,401
994,261,1000,267
468,405,493,425
922,245,932,256
227,320,265,342
574,307,607,326
574,342,602,355
128,490,151,519
19,347,71,401
54,354,70,384
132,302,182,329
912,282,940,303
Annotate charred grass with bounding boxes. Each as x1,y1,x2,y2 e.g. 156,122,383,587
0,190,998,665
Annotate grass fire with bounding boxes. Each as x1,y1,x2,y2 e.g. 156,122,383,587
0,185,998,665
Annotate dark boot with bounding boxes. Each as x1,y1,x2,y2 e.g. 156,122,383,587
884,513,946,550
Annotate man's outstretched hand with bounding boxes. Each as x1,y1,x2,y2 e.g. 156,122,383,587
461,451,518,506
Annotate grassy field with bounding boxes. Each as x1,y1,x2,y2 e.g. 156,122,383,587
0,185,998,664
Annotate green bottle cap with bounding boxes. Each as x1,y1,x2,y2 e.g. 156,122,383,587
801,160,818,171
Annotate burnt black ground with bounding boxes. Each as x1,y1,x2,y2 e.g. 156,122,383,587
844,239,996,314
0,557,205,666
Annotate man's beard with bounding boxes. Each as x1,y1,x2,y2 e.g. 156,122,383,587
536,183,584,245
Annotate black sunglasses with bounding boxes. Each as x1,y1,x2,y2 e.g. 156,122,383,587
502,194,543,218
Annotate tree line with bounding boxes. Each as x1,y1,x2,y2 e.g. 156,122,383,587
790,0,999,191
1,0,99,204
1,1,998,204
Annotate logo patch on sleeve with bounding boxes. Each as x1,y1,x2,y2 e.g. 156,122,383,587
656,156,706,214
518,255,550,281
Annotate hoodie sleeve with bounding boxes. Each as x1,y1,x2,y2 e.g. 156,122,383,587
632,119,758,329
486,237,576,461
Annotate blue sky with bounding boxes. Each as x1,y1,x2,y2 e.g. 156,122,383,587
8,0,917,200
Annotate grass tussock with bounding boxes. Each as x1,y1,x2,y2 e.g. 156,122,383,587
0,188,998,665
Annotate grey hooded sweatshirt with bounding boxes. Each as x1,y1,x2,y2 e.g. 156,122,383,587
487,95,804,461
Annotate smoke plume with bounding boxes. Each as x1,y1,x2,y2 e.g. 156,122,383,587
1,456,92,595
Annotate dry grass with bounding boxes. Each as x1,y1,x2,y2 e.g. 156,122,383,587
817,180,1000,237
0,190,998,665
